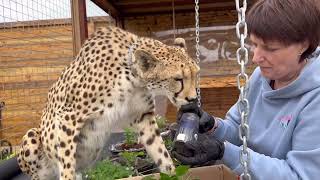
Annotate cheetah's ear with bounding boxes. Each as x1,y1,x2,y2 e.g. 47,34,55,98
133,49,159,73
174,38,187,50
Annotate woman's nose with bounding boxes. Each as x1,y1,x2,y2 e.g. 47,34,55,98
252,47,264,64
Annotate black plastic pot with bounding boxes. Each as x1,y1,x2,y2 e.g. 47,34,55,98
0,156,29,180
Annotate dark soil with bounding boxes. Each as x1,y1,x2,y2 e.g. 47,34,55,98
118,143,144,150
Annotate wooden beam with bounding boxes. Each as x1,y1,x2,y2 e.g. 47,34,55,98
71,0,88,56
91,0,120,18
115,0,229,6
200,76,237,88
121,8,236,17
121,2,235,16
92,0,256,18
116,0,178,6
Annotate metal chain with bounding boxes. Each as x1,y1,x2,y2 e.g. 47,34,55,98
235,0,251,179
194,0,201,107
172,0,176,39
127,38,139,66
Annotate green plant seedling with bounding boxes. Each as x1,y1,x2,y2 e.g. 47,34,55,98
124,127,138,146
164,138,174,150
119,151,145,167
142,165,191,180
84,159,133,180
0,152,16,164
155,115,168,130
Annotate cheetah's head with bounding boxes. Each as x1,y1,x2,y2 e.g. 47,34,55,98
132,38,200,107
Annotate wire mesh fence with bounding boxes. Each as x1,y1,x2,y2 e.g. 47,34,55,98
0,0,74,160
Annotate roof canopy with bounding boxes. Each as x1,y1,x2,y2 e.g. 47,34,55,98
91,0,255,18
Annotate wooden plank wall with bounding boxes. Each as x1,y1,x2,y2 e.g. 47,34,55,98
0,17,114,145
0,23,74,145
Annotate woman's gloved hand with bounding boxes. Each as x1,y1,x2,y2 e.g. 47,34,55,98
177,101,216,133
172,133,225,166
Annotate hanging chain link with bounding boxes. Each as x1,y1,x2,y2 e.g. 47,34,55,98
235,0,251,179
194,0,201,107
127,40,139,66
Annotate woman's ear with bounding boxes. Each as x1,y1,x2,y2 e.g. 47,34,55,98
301,40,310,53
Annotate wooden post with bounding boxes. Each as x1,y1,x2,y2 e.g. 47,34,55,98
115,17,125,29
71,0,88,57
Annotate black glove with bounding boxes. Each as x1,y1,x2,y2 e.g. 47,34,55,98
177,101,216,133
172,133,225,166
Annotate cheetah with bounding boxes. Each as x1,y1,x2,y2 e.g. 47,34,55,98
17,26,199,180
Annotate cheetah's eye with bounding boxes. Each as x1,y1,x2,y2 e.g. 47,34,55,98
174,78,183,81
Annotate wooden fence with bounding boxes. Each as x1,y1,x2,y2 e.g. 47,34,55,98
0,20,73,145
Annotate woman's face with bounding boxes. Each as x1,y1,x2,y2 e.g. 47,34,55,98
250,34,308,84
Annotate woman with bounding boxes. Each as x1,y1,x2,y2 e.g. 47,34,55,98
172,0,320,179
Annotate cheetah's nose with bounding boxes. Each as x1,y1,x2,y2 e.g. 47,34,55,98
185,97,197,103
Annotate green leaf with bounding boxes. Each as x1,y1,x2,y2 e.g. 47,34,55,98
160,172,171,180
155,115,168,129
84,159,133,180
175,165,190,177
124,127,138,145
170,176,178,180
142,175,157,180
164,138,174,150
119,151,145,167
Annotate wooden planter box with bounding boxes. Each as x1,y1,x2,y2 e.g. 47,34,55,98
121,164,238,180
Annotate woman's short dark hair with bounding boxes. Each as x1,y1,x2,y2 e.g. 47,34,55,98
247,0,320,61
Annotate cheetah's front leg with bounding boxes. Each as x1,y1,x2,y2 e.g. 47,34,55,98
134,112,175,174
57,127,78,180
55,112,81,180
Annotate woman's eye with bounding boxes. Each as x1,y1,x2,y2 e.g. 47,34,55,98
251,43,257,48
264,46,281,52
264,46,279,52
